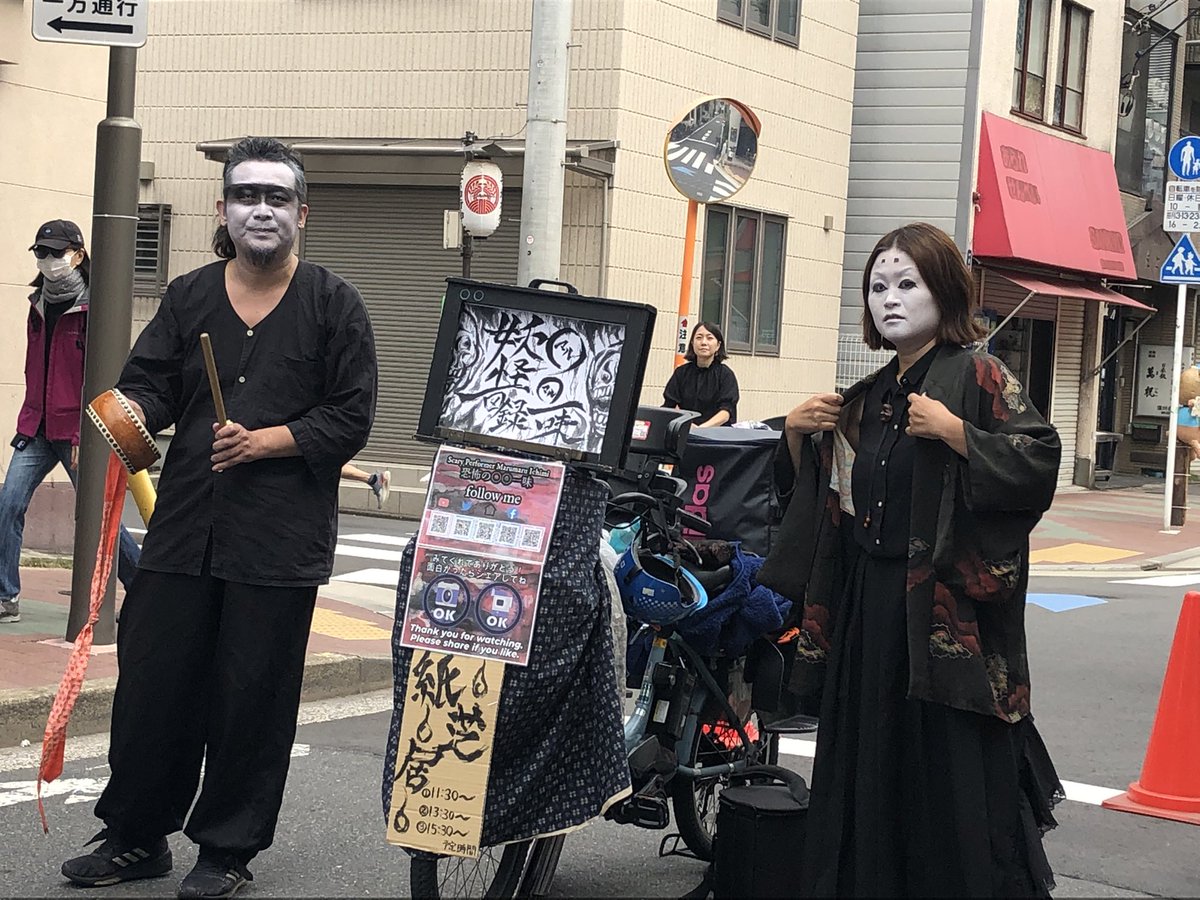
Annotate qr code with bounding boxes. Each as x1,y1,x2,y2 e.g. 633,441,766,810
453,517,472,538
519,526,543,551
429,512,451,536
474,520,497,543
498,524,520,546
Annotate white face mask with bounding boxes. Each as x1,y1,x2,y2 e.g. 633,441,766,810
867,246,941,353
37,251,76,282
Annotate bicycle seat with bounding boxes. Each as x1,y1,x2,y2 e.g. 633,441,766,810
683,563,733,597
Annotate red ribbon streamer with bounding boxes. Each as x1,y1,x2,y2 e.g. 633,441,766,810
37,453,128,833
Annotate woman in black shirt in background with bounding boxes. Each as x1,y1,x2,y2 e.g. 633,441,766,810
663,321,740,426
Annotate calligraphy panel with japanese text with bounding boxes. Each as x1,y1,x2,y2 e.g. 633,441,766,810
438,305,624,457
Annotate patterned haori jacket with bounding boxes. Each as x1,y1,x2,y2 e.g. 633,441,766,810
760,345,1061,722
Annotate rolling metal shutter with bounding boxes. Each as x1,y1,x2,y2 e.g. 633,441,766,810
302,184,521,465
1052,298,1086,489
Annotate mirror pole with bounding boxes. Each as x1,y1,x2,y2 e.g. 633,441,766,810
674,199,700,368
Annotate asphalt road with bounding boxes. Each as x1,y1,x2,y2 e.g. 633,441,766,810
4,572,1199,897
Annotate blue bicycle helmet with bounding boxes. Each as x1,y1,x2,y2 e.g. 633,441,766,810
615,541,708,626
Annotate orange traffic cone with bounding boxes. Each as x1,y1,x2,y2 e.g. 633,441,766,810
1103,591,1200,825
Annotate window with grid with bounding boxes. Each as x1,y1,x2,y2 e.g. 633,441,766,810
133,203,171,296
700,206,785,355
1012,0,1051,120
717,0,799,46
1052,2,1089,132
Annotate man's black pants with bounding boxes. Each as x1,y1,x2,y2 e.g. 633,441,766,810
94,562,317,860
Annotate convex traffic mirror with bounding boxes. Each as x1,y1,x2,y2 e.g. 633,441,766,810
663,97,761,204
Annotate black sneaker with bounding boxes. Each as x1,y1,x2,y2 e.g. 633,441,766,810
177,850,253,899
61,828,172,887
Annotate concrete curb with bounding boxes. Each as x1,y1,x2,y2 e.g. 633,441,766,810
0,652,393,750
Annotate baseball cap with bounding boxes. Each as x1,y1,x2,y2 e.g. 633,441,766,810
29,220,85,252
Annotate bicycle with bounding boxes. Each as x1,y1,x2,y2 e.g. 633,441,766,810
407,407,814,897
600,413,817,864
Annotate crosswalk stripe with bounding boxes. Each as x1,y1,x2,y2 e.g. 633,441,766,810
776,739,1121,806
704,161,716,174
690,152,705,169
334,544,405,563
339,533,412,548
666,142,689,161
679,147,697,165
331,567,400,588
1111,573,1200,587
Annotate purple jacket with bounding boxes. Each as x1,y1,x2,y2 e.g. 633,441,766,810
16,289,88,444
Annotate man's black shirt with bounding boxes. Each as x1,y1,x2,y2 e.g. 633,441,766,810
118,260,377,586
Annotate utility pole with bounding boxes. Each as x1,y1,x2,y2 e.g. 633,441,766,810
67,46,142,643
517,0,573,287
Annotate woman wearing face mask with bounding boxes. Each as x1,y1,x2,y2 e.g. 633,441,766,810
0,221,142,624
662,321,739,426
760,223,1063,896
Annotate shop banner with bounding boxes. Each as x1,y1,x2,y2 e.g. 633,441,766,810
400,447,565,667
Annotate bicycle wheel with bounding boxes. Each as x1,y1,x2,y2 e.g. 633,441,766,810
670,717,773,860
409,841,531,899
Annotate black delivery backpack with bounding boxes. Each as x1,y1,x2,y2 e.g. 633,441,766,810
674,427,783,557
690,764,808,899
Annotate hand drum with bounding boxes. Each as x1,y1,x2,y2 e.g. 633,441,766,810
86,389,161,474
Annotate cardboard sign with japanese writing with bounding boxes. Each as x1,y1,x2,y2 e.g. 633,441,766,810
400,447,564,666
386,650,505,857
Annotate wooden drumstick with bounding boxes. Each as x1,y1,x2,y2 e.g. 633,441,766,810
199,333,230,425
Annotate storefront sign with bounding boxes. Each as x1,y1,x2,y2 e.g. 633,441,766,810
386,650,505,858
400,447,565,667
1164,183,1200,234
1137,344,1196,417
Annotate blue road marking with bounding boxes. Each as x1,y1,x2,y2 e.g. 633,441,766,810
1027,593,1107,613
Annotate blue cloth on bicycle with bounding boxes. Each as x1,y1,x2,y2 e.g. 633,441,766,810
676,544,792,657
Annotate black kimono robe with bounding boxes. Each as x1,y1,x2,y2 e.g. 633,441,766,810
761,344,1062,722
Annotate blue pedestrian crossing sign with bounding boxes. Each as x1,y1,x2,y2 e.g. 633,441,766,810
1161,234,1200,283
1169,136,1200,180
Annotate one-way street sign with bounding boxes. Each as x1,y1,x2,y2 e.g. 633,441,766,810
32,0,148,49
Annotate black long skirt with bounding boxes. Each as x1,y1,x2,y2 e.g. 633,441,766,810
800,551,1063,898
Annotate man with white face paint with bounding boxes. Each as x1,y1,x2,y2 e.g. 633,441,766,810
763,223,1063,896
61,138,377,898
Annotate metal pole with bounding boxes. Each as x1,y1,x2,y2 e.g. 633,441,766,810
674,199,700,368
68,47,141,642
462,229,473,278
1163,283,1187,533
517,0,573,287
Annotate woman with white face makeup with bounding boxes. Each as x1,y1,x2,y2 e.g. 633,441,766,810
761,223,1064,896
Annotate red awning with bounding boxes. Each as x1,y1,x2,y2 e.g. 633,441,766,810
973,113,1136,280
990,270,1154,311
